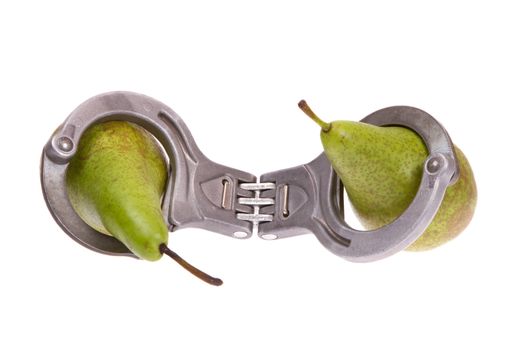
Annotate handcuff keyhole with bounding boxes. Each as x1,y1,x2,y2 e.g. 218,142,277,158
221,179,232,209
282,184,290,218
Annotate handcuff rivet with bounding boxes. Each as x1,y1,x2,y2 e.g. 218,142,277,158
426,155,443,175
57,136,74,152
233,231,248,239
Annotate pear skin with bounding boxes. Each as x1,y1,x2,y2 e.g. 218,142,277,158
66,121,168,261
66,121,223,285
300,101,477,251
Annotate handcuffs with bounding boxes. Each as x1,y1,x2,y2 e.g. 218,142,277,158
41,91,459,262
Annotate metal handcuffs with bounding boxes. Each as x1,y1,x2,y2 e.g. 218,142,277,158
41,91,458,262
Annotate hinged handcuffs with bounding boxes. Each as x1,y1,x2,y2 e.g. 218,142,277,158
41,91,458,262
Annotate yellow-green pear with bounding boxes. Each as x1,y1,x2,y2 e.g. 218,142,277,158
299,101,477,251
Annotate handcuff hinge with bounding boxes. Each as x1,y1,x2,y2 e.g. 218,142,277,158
235,181,276,234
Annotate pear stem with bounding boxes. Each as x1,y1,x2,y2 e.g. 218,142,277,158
298,100,331,132
159,243,223,286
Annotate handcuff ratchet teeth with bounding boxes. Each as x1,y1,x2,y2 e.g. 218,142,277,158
41,91,459,262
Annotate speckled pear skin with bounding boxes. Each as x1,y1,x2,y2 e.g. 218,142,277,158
66,121,169,260
321,121,477,251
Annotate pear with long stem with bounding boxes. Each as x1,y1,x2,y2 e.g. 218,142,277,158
66,121,222,285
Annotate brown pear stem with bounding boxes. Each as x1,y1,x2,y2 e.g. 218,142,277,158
159,243,223,286
298,100,332,132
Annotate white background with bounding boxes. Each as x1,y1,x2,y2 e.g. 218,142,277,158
1,1,523,349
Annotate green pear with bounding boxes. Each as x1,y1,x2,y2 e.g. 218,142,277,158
299,101,477,251
66,121,222,285
66,121,168,260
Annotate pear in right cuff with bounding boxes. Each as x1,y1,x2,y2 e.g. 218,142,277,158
299,100,477,251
